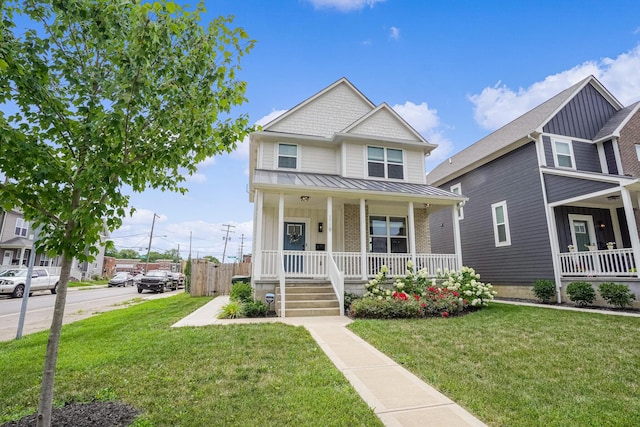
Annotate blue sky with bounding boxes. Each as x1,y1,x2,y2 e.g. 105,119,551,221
106,0,640,259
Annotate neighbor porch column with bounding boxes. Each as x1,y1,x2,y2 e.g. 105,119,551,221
254,190,263,280
621,187,640,278
452,204,462,269
18,247,25,266
360,198,367,280
326,196,333,254
408,201,416,267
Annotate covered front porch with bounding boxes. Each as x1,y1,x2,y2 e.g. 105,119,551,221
549,183,640,282
251,180,465,317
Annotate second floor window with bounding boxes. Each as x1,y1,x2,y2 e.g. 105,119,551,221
15,218,28,237
368,147,404,179
278,144,298,169
553,140,574,168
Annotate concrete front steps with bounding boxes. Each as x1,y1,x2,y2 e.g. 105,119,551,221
275,282,340,317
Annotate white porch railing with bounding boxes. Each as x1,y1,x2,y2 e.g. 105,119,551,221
261,251,459,279
558,248,638,277
327,255,345,316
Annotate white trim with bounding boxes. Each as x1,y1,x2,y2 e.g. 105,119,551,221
544,132,593,144
535,136,546,167
366,145,405,181
408,202,416,267
551,138,575,169
547,187,623,208
621,188,640,278
568,214,596,251
612,137,623,175
450,183,464,220
254,190,263,280
597,142,608,174
635,145,640,162
491,201,511,247
452,205,462,267
541,167,637,185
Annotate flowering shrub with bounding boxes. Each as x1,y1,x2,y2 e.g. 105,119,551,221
351,262,494,319
437,266,496,307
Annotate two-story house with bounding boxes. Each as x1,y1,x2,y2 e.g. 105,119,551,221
249,78,465,316
0,208,106,280
428,75,640,303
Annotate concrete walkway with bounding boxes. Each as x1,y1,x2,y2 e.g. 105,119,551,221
172,297,487,427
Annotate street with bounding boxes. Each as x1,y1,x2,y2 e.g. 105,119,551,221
0,285,182,342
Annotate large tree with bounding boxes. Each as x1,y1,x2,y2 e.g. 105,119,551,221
0,1,254,425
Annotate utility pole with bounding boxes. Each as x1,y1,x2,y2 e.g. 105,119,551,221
238,233,245,262
145,213,160,273
221,224,235,264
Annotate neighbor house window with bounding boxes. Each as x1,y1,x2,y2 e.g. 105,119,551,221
450,183,464,220
369,216,407,253
278,143,298,169
491,201,511,247
39,254,50,266
553,139,574,168
15,218,28,237
367,146,404,179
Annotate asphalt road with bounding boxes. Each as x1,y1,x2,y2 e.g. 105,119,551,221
0,284,183,342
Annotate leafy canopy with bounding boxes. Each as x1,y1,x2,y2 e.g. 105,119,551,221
0,0,255,261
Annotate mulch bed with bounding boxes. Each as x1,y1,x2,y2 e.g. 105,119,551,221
1,402,140,427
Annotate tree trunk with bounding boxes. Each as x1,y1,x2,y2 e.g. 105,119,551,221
36,255,72,427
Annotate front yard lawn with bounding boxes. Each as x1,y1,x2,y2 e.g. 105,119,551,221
0,294,381,427
348,303,640,426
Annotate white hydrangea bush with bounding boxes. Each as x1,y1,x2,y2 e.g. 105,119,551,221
437,266,496,307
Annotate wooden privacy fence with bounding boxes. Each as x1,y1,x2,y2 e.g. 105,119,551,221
190,260,251,296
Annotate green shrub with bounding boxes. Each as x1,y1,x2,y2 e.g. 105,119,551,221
350,297,422,319
218,300,244,319
344,292,361,312
566,281,596,307
229,281,252,303
532,279,556,303
244,300,268,317
598,282,636,308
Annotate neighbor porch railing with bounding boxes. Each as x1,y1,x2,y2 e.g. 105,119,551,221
558,248,638,277
261,250,459,279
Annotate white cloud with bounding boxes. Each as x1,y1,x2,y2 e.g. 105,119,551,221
231,109,288,160
306,0,385,12
470,45,640,131
186,172,206,183
392,101,454,172
389,26,400,40
196,157,216,168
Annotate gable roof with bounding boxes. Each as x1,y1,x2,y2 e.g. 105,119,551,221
593,101,640,142
427,75,622,186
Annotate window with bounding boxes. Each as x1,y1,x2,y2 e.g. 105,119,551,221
635,144,640,161
369,216,407,253
450,183,464,220
278,144,297,169
15,218,28,237
39,254,50,266
491,201,511,247
553,139,574,168
367,146,404,179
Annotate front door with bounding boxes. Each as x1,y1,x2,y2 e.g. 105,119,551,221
569,215,596,252
2,251,11,266
284,222,305,272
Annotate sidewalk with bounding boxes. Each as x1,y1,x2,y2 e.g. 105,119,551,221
172,297,487,427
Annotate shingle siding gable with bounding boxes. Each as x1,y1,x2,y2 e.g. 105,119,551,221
267,83,373,138
349,108,420,141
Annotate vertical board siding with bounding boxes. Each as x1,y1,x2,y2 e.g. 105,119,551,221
543,136,555,166
544,174,617,204
428,208,455,254
436,142,554,286
603,140,618,174
554,206,618,251
543,83,618,140
573,141,602,173
618,207,632,248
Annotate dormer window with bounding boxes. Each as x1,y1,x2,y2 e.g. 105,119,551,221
278,144,298,169
367,146,404,179
552,139,574,169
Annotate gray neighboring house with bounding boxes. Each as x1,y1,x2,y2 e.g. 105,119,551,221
0,208,107,280
427,75,640,303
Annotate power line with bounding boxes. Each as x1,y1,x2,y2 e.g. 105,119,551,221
221,224,235,264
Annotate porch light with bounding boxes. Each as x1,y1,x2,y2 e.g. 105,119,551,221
300,195,310,202
598,221,606,230
318,222,323,233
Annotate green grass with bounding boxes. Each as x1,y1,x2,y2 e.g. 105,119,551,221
348,303,640,426
0,294,381,426
68,279,108,288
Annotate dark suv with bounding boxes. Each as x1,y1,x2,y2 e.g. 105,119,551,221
137,270,170,294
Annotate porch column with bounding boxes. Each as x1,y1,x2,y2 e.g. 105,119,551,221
546,205,563,303
326,197,333,254
360,198,367,280
277,194,284,254
452,204,462,269
621,188,640,278
253,190,263,280
278,193,285,317
408,201,416,267
18,247,26,266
